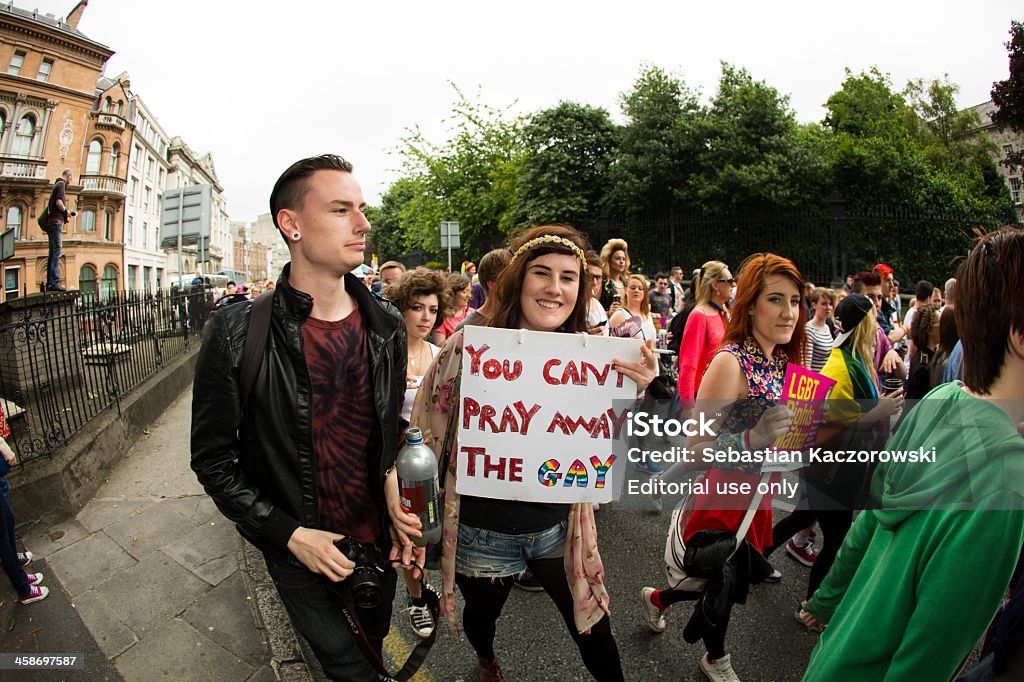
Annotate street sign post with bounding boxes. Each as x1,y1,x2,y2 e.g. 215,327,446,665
440,221,460,272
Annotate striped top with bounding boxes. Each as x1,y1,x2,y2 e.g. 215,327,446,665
804,321,834,373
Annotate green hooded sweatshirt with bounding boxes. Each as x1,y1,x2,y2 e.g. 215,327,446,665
804,382,1024,682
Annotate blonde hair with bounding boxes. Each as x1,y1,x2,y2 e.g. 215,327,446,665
692,260,729,307
625,274,651,317
848,312,879,387
600,238,631,283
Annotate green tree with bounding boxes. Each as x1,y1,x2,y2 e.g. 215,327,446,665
603,64,704,217
366,176,420,260
515,101,618,226
393,85,525,259
991,20,1024,170
692,63,831,211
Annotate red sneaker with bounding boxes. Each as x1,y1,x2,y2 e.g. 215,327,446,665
786,538,817,566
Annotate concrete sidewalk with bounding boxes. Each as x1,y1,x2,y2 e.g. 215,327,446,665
3,388,313,681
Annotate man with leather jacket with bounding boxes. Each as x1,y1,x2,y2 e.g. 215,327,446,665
191,154,423,680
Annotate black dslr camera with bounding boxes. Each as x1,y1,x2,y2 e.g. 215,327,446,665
334,538,387,609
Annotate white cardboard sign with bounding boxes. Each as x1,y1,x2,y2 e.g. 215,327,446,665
456,326,642,503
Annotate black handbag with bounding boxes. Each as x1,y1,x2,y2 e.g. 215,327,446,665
683,530,740,580
647,374,676,400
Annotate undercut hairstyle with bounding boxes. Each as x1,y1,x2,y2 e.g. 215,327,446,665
379,260,407,275
487,224,591,334
914,280,934,303
910,303,939,350
383,268,450,327
850,270,881,294
956,227,1024,393
269,154,353,244
944,277,957,304
655,272,669,282
477,248,513,290
722,253,807,365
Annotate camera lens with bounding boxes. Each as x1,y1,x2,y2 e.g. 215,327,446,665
349,570,382,609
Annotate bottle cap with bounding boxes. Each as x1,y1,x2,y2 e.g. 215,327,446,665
406,427,424,444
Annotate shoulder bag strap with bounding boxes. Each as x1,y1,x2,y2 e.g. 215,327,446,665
729,471,769,560
240,291,274,408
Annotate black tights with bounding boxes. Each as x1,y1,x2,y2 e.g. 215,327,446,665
653,588,731,659
767,509,853,600
455,557,624,681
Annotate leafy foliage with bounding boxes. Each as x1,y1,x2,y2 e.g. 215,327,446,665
991,20,1024,170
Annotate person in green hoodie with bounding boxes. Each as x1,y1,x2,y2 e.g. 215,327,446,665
799,227,1024,682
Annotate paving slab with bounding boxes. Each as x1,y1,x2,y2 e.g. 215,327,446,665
113,617,253,682
163,516,238,585
103,502,197,561
70,588,139,659
182,571,269,667
45,531,138,598
164,495,221,524
92,550,209,637
21,517,91,560
76,499,153,533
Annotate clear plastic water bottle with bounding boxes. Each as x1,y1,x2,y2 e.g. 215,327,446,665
396,428,442,547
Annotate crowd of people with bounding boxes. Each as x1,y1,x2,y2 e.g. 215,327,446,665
185,153,1024,682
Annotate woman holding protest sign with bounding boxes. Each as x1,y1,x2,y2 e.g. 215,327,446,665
411,225,657,682
640,253,804,682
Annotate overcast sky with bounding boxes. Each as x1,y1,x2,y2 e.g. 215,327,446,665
23,0,1021,222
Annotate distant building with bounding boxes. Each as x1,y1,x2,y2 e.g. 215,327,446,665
965,100,1024,223
0,0,130,300
123,89,170,292
165,137,231,278
231,220,268,281
250,212,289,279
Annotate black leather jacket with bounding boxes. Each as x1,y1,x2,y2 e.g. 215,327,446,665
190,265,407,561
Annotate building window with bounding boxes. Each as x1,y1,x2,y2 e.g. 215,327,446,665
4,267,20,300
115,100,123,116
1011,177,1022,205
127,215,133,242
145,157,153,179
12,115,34,157
142,221,148,248
81,209,96,232
158,168,165,187
0,110,5,148
104,211,113,240
143,266,152,292
79,264,97,300
126,264,137,291
156,268,163,290
102,97,111,113
128,178,136,206
144,187,151,212
6,206,22,240
1005,145,1015,160
7,51,24,76
133,145,142,168
101,264,118,300
36,58,53,82
86,139,102,173
109,143,119,175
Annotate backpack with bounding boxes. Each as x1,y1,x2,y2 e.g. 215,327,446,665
37,207,50,231
239,292,274,407
667,303,695,355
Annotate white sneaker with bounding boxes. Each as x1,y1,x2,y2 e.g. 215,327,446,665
406,599,434,639
640,587,667,633
699,653,740,682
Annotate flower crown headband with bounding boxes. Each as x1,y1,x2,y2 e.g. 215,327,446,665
509,234,586,265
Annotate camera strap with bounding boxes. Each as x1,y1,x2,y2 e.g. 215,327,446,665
335,575,440,682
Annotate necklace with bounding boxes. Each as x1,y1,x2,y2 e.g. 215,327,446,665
708,300,731,322
408,341,429,376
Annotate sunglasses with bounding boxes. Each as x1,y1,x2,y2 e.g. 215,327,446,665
719,278,736,285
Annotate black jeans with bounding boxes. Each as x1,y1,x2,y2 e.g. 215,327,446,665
46,222,62,287
265,555,397,682
455,557,624,681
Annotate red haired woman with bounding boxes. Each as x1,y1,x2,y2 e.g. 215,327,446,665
641,253,806,682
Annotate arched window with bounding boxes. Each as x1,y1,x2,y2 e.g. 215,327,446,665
102,97,111,113
81,209,96,232
12,114,34,157
101,264,118,300
6,206,22,239
115,100,123,116
104,211,113,240
108,142,119,175
0,110,6,148
86,140,102,173
79,264,97,300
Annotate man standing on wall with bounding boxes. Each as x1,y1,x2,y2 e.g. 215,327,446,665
44,169,74,292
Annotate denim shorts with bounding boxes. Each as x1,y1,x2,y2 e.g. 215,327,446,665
455,520,568,578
